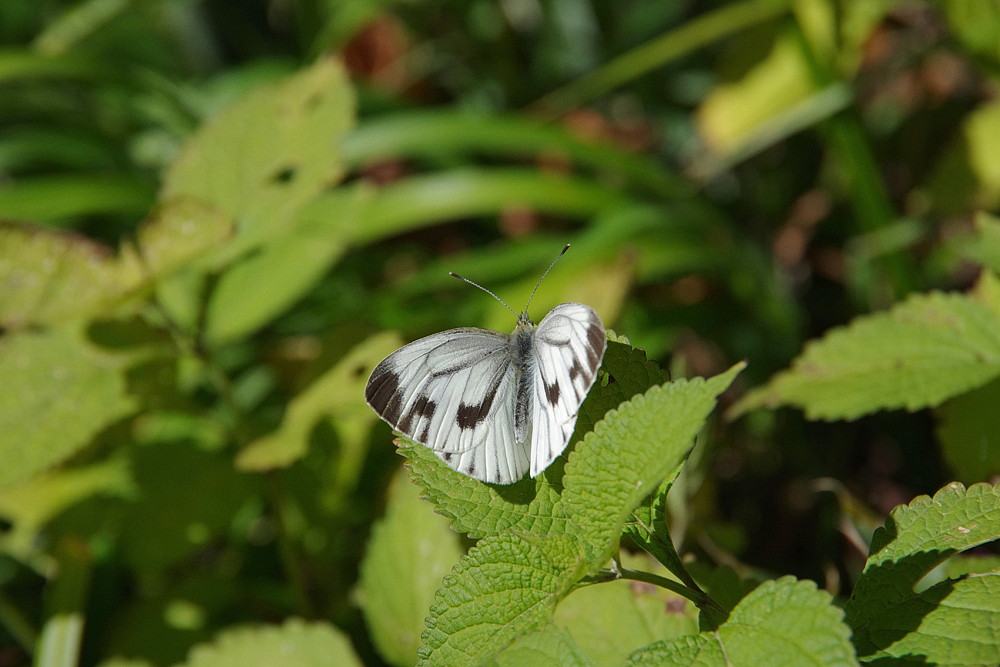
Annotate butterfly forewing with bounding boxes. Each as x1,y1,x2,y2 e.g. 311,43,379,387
528,303,606,477
365,328,532,483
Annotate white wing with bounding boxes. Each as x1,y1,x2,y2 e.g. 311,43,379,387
528,303,606,478
365,328,530,484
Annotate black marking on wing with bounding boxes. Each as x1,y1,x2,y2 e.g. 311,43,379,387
544,380,560,406
366,369,403,424
398,394,437,435
455,382,499,430
442,452,453,462
586,322,604,368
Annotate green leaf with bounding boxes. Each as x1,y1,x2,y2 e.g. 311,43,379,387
238,332,401,472
564,363,745,567
846,482,1000,664
398,341,668,541
419,533,587,667
0,327,135,490
553,575,697,665
0,223,122,328
575,340,670,438
203,186,367,344
123,199,234,281
359,472,464,667
493,625,595,667
627,577,856,666
936,377,1000,483
161,56,354,262
178,618,362,667
0,458,133,559
117,443,257,574
400,442,573,539
732,291,1000,420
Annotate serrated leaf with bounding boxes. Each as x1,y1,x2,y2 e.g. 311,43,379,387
732,291,1000,420
493,625,595,667
575,341,670,437
178,618,361,667
846,482,1000,664
0,327,136,489
419,533,587,667
563,363,745,567
553,577,697,665
161,57,354,263
627,577,856,666
359,471,463,667
398,341,661,541
401,442,573,539
237,332,401,471
0,223,123,328
124,199,234,280
935,377,1000,483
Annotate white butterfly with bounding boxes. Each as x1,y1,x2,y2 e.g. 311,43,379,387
365,245,607,485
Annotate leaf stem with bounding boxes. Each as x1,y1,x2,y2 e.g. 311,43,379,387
581,559,726,617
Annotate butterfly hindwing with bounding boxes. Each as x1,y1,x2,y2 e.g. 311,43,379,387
365,328,531,484
528,303,606,477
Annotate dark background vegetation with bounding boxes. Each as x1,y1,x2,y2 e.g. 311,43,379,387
2,0,999,664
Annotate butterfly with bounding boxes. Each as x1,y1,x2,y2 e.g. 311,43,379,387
365,245,607,484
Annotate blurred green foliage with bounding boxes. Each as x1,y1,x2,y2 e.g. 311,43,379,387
2,0,1000,665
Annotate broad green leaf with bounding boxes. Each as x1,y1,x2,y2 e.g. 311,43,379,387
0,458,133,559
563,363,744,567
732,291,1000,420
178,618,361,667
117,443,258,574
397,341,662,538
400,441,572,540
936,377,1000,483
359,472,463,667
419,533,587,667
627,577,856,666
0,327,135,489
554,576,697,665
122,199,233,281
399,340,663,541
846,482,1000,664
696,34,817,154
493,625,595,667
0,223,123,328
575,340,670,438
161,57,353,262
203,186,366,344
237,332,401,471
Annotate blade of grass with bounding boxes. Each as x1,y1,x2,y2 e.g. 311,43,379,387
529,0,794,118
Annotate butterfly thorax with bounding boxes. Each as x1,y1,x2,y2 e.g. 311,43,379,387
510,317,536,444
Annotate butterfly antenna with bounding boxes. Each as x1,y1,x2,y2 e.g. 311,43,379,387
523,243,570,315
449,272,520,319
